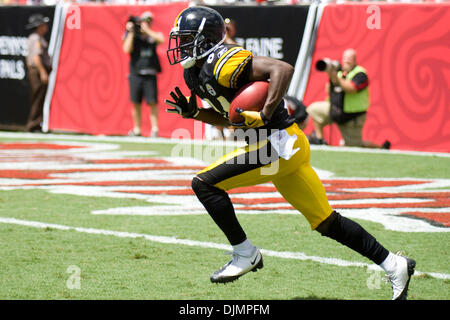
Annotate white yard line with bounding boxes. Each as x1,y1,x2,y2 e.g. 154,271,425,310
0,131,449,158
0,216,448,280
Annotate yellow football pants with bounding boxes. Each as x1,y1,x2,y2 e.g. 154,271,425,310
196,123,333,230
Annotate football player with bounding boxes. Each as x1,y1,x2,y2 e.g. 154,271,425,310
165,6,415,300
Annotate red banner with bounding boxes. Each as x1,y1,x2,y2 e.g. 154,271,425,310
303,3,450,152
49,3,450,152
49,3,195,138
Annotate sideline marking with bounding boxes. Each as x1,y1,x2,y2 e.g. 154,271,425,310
0,216,448,280
0,131,449,158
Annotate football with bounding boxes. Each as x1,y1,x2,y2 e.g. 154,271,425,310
228,81,269,123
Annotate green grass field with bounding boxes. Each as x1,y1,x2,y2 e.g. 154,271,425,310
0,132,448,300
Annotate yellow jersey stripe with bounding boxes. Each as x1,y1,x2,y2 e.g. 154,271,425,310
215,49,253,88
230,54,252,88
213,47,242,81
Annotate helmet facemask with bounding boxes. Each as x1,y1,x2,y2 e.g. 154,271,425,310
167,18,225,69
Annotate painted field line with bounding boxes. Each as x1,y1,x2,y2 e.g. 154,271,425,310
1,131,449,158
0,217,448,280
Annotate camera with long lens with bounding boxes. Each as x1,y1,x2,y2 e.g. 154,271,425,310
128,15,141,33
315,58,341,72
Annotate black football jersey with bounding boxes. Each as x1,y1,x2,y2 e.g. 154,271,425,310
184,44,294,130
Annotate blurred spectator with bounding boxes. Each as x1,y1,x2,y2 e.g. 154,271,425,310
123,11,164,137
26,13,51,133
224,18,237,45
307,49,390,149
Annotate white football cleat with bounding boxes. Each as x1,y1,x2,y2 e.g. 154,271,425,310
387,253,416,300
210,248,263,283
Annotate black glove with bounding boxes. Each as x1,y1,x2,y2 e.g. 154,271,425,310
165,87,199,119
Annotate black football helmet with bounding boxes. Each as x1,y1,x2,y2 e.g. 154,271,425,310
167,6,226,69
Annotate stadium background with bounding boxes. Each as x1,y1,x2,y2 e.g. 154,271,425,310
0,1,449,152
0,0,449,303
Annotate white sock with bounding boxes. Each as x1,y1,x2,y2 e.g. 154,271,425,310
233,239,255,256
380,252,398,275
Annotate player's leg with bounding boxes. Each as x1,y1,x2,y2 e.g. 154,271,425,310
272,126,333,229
273,148,415,299
315,210,415,299
192,176,264,283
194,123,311,283
273,163,333,230
194,139,279,246
192,139,280,283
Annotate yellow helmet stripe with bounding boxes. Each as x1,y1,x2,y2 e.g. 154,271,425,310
173,8,187,28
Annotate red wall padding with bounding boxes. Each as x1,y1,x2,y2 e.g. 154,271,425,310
49,3,450,152
303,3,450,152
49,3,196,138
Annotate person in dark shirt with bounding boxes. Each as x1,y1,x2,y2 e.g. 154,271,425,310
26,13,51,132
123,11,164,137
165,7,414,299
307,49,390,149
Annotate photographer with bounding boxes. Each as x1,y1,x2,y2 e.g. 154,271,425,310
307,49,390,149
123,11,164,137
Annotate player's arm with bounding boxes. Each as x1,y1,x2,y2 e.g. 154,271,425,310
195,109,230,127
248,56,294,120
165,87,230,126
